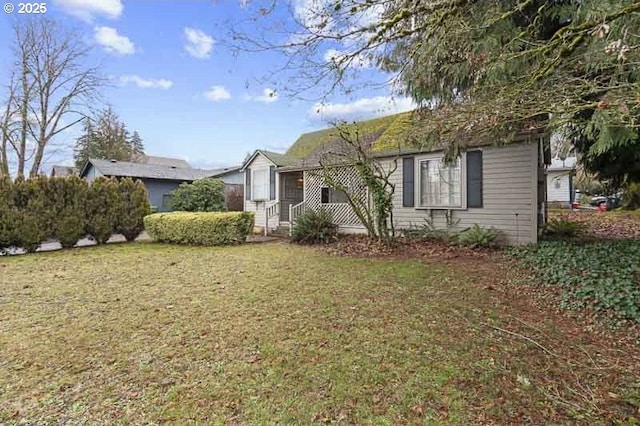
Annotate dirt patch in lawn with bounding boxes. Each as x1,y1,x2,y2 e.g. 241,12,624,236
322,235,493,262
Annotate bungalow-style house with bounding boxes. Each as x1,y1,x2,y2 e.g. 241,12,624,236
80,155,242,211
50,165,77,177
242,113,549,245
546,157,576,207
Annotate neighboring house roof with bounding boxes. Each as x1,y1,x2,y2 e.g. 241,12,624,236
204,166,243,178
80,158,222,181
51,165,77,177
132,154,191,169
548,157,577,171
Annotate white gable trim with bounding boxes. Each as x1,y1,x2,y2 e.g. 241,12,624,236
240,150,277,172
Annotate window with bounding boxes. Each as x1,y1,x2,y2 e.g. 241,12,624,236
321,187,349,204
419,158,462,207
252,169,269,200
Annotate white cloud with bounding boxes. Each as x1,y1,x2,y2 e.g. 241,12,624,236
94,26,135,55
310,96,416,122
204,85,231,101
52,0,123,21
324,48,371,69
120,75,173,90
184,27,214,59
246,88,278,103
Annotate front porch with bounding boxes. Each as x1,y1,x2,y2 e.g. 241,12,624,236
261,167,366,236
260,171,306,236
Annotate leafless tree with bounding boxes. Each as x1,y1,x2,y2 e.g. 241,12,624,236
0,73,19,176
0,19,103,178
317,122,398,243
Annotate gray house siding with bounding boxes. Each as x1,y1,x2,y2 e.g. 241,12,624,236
142,179,188,212
294,142,539,245
386,142,539,245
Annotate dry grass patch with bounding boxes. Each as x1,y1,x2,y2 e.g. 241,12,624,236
0,242,638,424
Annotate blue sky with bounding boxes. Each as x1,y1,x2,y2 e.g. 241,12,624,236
0,0,414,171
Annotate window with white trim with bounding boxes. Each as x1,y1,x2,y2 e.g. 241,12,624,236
419,158,462,207
252,169,269,201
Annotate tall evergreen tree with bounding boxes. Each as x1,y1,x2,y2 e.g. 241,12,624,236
73,106,146,169
232,0,640,187
129,131,145,161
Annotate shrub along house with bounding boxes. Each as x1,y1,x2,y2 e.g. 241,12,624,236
80,156,242,212
242,113,549,245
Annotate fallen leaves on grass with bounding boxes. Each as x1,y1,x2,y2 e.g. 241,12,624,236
551,210,640,240
321,235,492,262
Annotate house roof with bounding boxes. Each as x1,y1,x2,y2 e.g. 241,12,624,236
132,154,191,169
285,111,548,165
81,158,230,181
51,165,77,177
286,113,413,160
241,149,302,171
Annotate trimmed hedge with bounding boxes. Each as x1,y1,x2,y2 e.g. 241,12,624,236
144,211,255,246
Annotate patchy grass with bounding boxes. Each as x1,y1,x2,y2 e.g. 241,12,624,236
1,242,639,424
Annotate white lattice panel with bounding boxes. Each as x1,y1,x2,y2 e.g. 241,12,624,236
304,166,367,225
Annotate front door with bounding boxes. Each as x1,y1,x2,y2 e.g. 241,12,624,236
280,172,304,222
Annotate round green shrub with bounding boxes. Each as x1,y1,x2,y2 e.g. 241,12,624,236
170,178,226,212
291,209,338,244
144,211,255,246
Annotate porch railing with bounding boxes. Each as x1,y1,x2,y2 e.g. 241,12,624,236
289,201,306,236
265,201,280,236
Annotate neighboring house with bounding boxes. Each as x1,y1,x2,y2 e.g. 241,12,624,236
242,113,549,245
80,157,243,212
50,166,77,178
547,157,576,207
132,154,191,169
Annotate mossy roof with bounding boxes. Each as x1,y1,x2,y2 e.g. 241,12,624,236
285,112,415,160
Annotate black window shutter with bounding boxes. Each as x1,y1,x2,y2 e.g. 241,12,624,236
402,157,414,207
245,170,251,200
466,150,483,208
269,166,276,200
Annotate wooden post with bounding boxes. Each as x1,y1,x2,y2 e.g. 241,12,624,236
289,204,293,236
264,202,268,237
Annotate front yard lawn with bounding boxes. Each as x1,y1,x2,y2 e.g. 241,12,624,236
1,243,639,424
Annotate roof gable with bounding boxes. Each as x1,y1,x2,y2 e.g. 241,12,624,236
241,149,300,171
